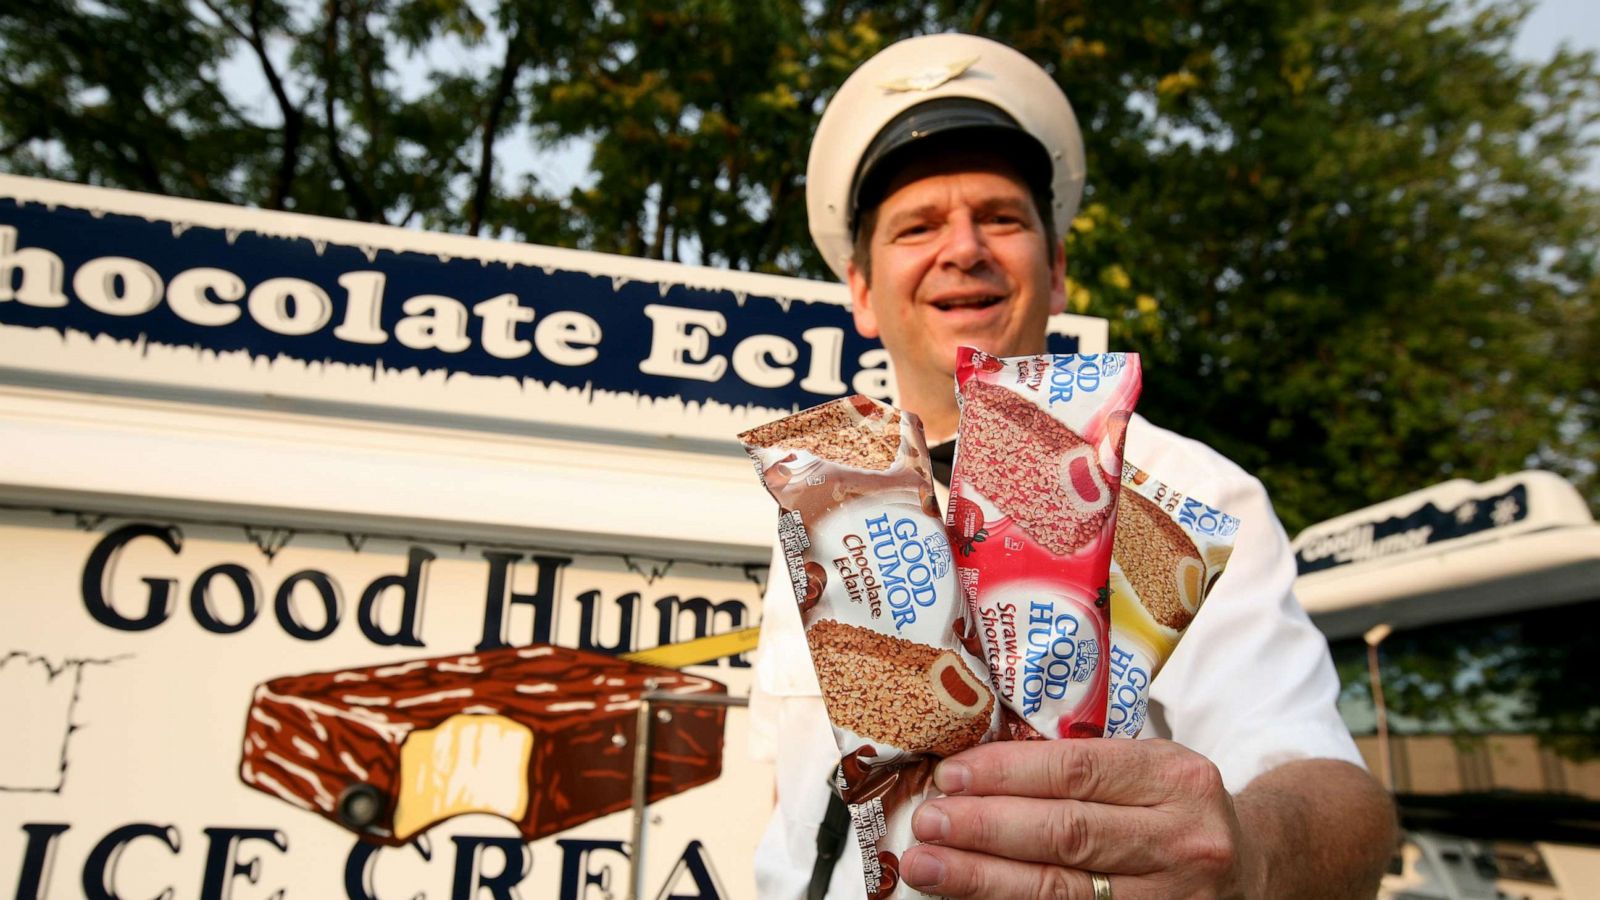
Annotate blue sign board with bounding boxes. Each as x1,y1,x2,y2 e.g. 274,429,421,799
0,176,1098,441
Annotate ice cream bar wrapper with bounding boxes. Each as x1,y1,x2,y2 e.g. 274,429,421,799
1104,462,1241,738
741,395,1000,900
949,348,1142,740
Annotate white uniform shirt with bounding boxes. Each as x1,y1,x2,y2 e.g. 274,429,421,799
747,415,1366,899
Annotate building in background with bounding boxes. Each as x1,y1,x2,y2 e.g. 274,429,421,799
1295,472,1600,899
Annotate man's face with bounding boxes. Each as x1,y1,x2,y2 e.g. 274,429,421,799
847,151,1066,413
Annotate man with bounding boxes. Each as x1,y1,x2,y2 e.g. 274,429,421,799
749,33,1397,899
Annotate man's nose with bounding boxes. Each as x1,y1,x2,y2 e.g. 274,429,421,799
938,214,991,271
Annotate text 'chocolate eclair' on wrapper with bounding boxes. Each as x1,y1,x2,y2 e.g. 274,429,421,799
1103,461,1241,738
949,348,1142,741
741,395,1001,900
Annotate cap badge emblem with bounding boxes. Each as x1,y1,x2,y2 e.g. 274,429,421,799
881,56,979,93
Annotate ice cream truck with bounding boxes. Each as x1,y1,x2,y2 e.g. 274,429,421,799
1294,472,1600,899
0,173,1107,899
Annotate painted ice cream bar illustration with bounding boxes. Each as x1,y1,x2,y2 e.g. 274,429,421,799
238,645,727,845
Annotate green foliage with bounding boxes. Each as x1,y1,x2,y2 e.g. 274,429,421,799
2,0,1596,530
1052,0,1600,534
0,0,261,200
524,0,892,269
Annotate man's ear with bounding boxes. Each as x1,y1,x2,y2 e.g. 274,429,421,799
1048,241,1068,316
846,260,880,338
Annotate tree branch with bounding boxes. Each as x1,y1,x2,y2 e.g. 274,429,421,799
353,0,381,177
651,165,675,260
965,0,995,34
122,130,167,193
321,0,377,221
199,0,305,208
469,17,527,235
753,173,794,270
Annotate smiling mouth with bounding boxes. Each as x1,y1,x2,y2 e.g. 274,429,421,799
930,295,1005,311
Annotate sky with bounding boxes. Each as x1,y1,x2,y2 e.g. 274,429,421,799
1505,0,1599,183
1513,0,1600,60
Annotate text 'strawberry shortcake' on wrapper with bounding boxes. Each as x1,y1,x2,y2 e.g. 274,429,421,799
740,395,1000,900
950,347,1142,740
1104,462,1241,738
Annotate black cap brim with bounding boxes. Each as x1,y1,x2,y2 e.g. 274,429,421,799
849,97,1054,233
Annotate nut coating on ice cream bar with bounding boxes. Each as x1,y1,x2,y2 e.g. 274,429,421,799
740,399,903,470
238,645,726,845
1103,462,1242,738
957,379,1113,555
806,619,993,757
1114,488,1203,630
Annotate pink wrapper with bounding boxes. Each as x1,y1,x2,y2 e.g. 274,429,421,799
741,395,999,900
949,348,1142,740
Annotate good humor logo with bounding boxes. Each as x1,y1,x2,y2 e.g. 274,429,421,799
1047,353,1125,406
1295,484,1529,575
1104,643,1149,739
1019,599,1095,717
861,514,951,630
1176,498,1240,538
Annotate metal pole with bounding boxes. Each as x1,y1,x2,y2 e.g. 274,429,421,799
627,690,750,900
629,690,656,900
1364,623,1394,793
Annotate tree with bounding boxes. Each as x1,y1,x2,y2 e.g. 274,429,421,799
2,0,1596,531
1027,0,1600,534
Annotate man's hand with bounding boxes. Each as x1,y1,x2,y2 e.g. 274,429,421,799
899,740,1396,899
899,738,1256,898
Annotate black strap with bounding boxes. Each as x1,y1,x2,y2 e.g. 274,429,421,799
929,438,955,488
807,788,851,899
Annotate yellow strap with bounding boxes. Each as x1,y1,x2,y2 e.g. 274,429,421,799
619,626,760,670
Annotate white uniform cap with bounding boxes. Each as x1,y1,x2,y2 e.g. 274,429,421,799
805,33,1086,282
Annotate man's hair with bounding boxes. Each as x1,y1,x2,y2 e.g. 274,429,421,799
850,180,1058,282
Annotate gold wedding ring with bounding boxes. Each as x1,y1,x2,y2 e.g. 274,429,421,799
1091,872,1113,900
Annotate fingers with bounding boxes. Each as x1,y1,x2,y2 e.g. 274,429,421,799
901,843,1122,900
936,738,1207,806
911,795,1165,872
901,741,1241,899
